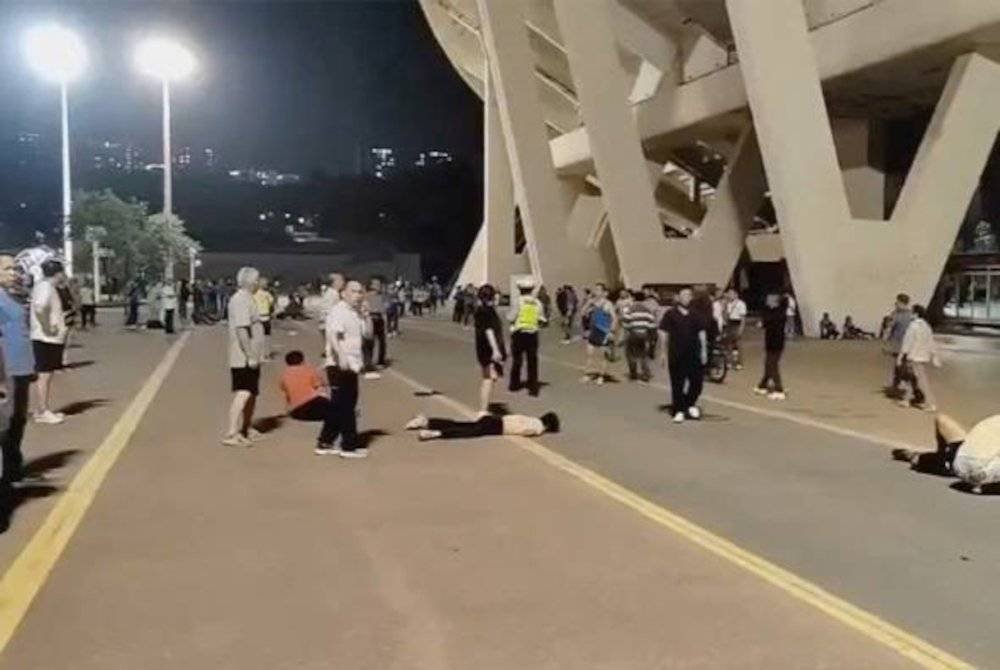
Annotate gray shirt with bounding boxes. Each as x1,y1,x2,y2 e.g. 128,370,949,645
886,308,913,354
227,289,264,368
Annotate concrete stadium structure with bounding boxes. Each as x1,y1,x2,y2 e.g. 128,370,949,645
419,0,1000,334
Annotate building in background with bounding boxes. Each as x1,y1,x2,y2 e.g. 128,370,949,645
370,148,396,179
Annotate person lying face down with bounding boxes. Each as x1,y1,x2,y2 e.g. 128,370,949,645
404,411,560,441
893,412,1000,494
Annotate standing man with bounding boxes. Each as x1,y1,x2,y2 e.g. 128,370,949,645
78,280,96,330
722,288,747,370
254,277,276,361
754,292,788,400
659,287,708,424
581,283,616,384
223,267,265,447
621,290,656,383
882,293,913,399
30,260,68,425
0,255,35,484
473,284,506,414
161,278,178,335
318,272,345,357
507,277,545,396
325,279,370,458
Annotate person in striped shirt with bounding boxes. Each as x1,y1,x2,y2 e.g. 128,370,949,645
620,290,657,382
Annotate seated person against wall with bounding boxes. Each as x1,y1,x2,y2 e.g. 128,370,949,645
893,412,1000,494
842,316,875,340
819,312,840,339
405,411,560,442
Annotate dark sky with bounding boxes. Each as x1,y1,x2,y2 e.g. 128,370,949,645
0,0,483,174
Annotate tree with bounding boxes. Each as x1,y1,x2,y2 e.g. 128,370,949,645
71,189,199,285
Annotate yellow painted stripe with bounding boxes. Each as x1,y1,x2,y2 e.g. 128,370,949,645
388,365,973,670
0,332,190,652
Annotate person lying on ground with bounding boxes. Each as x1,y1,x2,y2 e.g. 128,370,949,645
892,412,1000,494
404,411,560,442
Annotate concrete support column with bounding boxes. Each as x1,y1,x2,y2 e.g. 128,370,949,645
476,0,605,287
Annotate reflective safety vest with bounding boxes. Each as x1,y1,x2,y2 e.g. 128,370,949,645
513,297,542,332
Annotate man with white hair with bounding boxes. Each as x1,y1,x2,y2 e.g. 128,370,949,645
223,266,265,447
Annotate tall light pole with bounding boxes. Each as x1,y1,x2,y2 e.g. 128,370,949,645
24,25,87,277
136,37,196,279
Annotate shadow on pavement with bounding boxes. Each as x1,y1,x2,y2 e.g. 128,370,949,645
0,449,81,534
487,403,511,416
56,398,110,416
62,360,95,370
949,481,1000,496
357,429,389,450
253,415,287,434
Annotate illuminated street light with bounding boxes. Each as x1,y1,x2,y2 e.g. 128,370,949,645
24,24,87,276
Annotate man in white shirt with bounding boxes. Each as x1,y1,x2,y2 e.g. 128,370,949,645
722,288,748,370
324,279,370,458
894,412,1000,494
317,272,345,352
161,280,178,335
30,260,68,424
223,267,265,447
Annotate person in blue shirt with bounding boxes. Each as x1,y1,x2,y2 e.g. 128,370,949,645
0,255,36,485
581,283,617,384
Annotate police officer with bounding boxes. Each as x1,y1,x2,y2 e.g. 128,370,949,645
507,276,546,396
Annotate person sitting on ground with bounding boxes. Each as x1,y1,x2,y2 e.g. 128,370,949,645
279,350,342,454
842,316,875,340
893,412,1000,494
405,411,560,442
819,312,839,339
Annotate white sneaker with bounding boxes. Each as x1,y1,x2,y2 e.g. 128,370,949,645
314,444,340,455
363,372,382,380
687,406,702,420
768,391,786,401
221,434,251,447
673,412,686,424
339,448,369,459
405,415,428,430
33,410,65,425
753,387,769,396
245,428,266,442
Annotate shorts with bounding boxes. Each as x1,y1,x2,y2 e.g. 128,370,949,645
480,361,504,380
33,341,65,373
262,320,272,336
587,329,610,348
230,366,261,395
952,450,1000,487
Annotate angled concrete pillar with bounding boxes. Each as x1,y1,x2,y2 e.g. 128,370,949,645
729,0,1000,334
476,0,606,288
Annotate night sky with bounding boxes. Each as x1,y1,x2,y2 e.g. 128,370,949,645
0,0,483,174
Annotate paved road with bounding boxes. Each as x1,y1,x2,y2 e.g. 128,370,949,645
392,318,1000,668
0,322,932,669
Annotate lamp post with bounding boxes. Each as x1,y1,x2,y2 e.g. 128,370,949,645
136,38,196,280
24,25,87,277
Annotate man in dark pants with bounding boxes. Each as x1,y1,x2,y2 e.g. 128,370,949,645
0,255,33,485
754,292,788,400
507,277,545,396
362,277,387,377
658,287,708,424
324,279,370,458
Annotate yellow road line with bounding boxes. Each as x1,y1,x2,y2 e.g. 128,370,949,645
0,332,191,653
387,365,973,670
402,320,922,452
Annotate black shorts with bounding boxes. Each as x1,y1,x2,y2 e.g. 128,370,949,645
262,320,272,336
230,366,261,395
587,329,610,348
33,341,65,373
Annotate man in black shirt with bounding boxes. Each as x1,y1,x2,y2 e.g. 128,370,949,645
473,284,507,414
754,292,788,400
658,287,708,424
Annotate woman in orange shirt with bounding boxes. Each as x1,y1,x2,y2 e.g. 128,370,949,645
279,350,340,454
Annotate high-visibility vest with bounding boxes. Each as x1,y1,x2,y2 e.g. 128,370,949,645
514,297,541,332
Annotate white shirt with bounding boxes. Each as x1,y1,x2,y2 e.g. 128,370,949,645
316,286,341,325
161,284,178,310
725,298,747,322
959,415,1000,461
227,289,264,368
785,296,797,317
325,301,368,372
30,279,66,344
899,317,937,364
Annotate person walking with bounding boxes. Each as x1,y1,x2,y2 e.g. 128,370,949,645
222,267,265,447
581,283,616,384
897,304,939,411
507,277,545,396
621,290,656,382
30,260,68,425
254,277,275,360
161,279,178,335
658,287,708,424
362,277,387,377
560,285,579,343
473,284,507,414
324,279,370,458
78,280,96,330
882,293,913,399
722,288,747,370
178,279,190,324
0,255,36,484
754,292,788,400
125,280,142,329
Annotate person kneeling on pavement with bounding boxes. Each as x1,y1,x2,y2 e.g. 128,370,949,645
893,412,1000,494
405,411,560,442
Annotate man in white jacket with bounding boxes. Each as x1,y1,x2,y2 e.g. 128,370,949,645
897,304,939,411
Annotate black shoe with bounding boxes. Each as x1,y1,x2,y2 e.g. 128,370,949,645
891,448,917,464
509,384,522,392
528,388,539,397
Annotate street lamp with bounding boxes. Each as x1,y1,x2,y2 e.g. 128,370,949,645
24,24,87,277
135,37,196,216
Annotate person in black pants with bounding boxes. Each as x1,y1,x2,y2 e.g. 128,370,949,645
658,287,708,424
362,278,387,373
507,278,545,396
755,292,788,400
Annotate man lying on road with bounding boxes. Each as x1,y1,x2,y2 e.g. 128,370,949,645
893,412,1000,494
405,411,560,442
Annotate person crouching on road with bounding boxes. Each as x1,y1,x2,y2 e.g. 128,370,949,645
507,277,545,396
280,350,344,455
324,279,371,459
